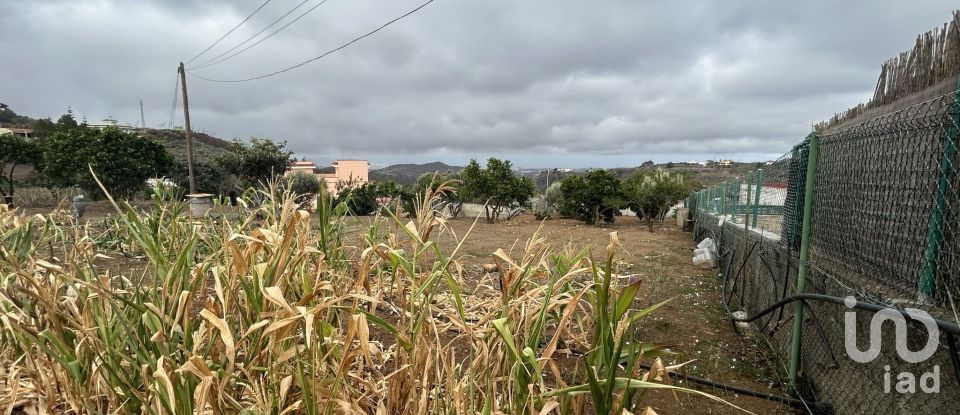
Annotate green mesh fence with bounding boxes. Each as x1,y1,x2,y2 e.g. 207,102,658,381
688,86,960,414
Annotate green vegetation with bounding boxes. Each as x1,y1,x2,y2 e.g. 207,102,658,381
215,138,294,188
287,171,322,208
41,126,173,198
168,161,230,195
414,171,462,217
623,168,693,231
0,134,41,197
287,171,321,196
460,157,534,223
334,182,381,215
0,103,38,126
557,169,624,225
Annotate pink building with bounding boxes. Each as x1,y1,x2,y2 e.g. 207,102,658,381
287,159,369,194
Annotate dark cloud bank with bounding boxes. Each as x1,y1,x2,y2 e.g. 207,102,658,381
1,0,956,167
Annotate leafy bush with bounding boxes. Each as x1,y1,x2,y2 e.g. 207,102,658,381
41,126,173,199
623,168,689,231
215,138,293,188
0,134,41,197
558,169,623,225
284,171,322,210
287,171,321,195
334,182,380,215
414,172,462,217
544,181,563,211
460,158,534,223
169,161,229,195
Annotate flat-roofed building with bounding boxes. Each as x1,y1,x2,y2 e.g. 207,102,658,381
286,159,369,194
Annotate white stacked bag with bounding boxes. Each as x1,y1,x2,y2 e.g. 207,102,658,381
692,237,717,267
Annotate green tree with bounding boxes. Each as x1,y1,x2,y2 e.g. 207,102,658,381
31,118,58,139
414,171,462,217
371,180,417,216
622,168,688,231
374,180,404,199
544,181,562,211
287,171,322,209
41,126,174,198
557,169,623,225
288,172,321,196
334,183,380,216
0,134,41,198
169,162,228,195
215,138,293,188
56,110,79,131
459,158,534,223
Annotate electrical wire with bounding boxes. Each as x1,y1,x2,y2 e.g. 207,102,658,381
188,0,320,71
184,0,274,65
188,0,436,83
166,74,180,128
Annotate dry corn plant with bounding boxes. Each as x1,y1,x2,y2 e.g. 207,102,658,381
0,172,751,414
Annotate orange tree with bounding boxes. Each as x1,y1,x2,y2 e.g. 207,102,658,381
41,126,173,198
460,157,534,223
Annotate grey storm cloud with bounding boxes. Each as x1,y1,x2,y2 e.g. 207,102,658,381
1,0,957,167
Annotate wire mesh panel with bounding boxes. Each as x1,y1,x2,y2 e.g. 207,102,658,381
813,89,960,312
685,12,960,413
689,87,960,415
797,265,960,414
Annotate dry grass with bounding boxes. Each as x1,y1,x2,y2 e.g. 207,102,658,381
0,180,750,414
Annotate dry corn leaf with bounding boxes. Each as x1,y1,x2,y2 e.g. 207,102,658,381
263,286,295,314
34,259,62,272
199,309,236,373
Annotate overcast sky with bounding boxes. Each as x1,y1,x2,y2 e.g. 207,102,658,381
1,1,956,168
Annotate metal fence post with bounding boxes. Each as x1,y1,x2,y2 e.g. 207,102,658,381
720,181,727,217
744,172,753,227
732,178,740,215
706,187,711,213
789,133,820,393
752,169,764,228
711,185,717,213
702,189,707,214
918,82,960,301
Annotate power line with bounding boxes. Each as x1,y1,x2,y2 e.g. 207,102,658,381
184,0,274,65
188,0,436,83
166,73,179,127
189,0,316,70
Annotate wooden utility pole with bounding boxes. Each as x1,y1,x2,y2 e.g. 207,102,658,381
178,62,197,194
139,100,145,128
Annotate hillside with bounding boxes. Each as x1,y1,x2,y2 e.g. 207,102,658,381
0,103,232,166
607,162,761,186
370,162,462,185
137,128,232,166
0,104,36,127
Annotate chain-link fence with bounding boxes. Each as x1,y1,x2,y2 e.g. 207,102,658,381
687,14,960,412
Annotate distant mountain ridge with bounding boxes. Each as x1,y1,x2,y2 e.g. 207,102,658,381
370,162,463,185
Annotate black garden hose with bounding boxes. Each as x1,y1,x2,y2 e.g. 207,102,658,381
636,362,833,413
